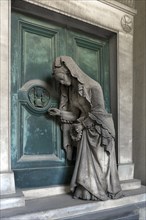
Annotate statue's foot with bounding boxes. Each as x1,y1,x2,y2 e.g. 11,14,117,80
108,191,124,199
82,188,91,200
73,185,102,201
73,185,91,200
73,185,82,199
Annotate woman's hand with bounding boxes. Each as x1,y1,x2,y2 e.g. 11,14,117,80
70,123,84,142
48,108,61,116
73,123,84,134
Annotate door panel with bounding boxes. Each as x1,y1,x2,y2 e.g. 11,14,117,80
11,12,110,188
67,31,110,112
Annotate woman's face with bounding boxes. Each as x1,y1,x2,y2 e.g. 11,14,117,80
54,67,71,86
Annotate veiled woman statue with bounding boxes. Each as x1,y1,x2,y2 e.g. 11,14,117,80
48,56,123,201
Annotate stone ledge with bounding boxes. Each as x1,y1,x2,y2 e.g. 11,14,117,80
23,185,70,200
0,190,25,210
1,186,146,220
121,179,141,190
22,179,141,201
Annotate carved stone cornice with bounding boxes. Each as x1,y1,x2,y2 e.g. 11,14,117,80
116,0,135,8
99,0,136,15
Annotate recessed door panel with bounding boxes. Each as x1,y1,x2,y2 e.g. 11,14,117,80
67,31,110,112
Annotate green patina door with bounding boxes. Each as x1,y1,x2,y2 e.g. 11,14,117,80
11,12,110,188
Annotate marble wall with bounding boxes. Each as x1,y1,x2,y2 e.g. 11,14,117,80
133,0,146,185
0,0,16,195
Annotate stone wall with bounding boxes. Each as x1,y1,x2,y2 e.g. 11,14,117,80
133,0,146,185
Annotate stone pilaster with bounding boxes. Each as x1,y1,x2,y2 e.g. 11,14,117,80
0,0,16,196
0,0,25,210
117,31,135,181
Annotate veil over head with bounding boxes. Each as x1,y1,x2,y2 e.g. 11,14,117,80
53,56,97,106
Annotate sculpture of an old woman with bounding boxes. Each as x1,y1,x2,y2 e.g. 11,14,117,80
49,56,123,201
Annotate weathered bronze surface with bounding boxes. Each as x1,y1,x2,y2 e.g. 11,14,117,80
49,56,123,201
11,11,111,188
18,79,51,115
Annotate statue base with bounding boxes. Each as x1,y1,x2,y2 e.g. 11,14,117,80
1,186,146,220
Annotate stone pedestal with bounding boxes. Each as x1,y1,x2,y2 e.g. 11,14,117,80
1,187,146,220
0,173,15,195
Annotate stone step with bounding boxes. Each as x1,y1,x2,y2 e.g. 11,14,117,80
22,179,141,201
0,190,25,210
121,179,141,190
1,186,146,220
64,207,139,220
23,185,70,200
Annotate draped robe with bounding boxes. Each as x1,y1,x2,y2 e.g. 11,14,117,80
54,56,123,200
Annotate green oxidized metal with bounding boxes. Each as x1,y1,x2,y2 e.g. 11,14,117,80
18,79,52,115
